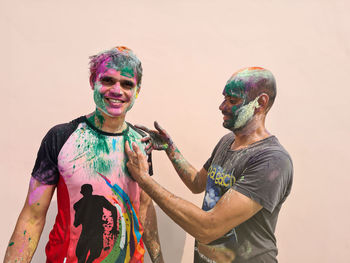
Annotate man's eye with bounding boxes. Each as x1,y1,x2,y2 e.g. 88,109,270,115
122,81,135,88
100,77,115,85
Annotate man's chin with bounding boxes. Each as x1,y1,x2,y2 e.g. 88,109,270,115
223,121,234,130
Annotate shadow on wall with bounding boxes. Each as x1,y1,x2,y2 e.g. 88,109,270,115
32,202,186,263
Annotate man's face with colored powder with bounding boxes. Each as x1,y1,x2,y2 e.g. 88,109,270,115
219,75,259,131
93,62,139,118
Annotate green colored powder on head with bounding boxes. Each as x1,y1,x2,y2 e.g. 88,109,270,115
120,66,135,78
9,241,14,246
93,83,108,115
224,79,246,98
106,57,136,79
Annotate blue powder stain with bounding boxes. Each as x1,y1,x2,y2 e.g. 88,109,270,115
112,138,117,151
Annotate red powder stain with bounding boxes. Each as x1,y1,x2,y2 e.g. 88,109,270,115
116,46,131,53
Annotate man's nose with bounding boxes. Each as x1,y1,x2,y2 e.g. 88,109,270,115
219,101,225,111
110,82,122,94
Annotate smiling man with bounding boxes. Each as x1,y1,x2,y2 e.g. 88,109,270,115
4,46,163,263
125,67,293,262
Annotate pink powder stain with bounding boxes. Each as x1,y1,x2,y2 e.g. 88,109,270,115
28,178,48,205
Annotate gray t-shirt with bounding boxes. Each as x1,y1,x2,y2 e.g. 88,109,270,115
194,133,293,263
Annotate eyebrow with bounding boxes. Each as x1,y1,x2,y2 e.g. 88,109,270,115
122,80,136,85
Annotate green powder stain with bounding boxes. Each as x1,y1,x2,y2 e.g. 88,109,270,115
120,66,135,78
224,79,245,99
24,230,26,235
101,217,123,262
74,127,113,175
28,237,31,241
88,109,105,129
37,203,40,206
93,83,108,114
9,241,14,247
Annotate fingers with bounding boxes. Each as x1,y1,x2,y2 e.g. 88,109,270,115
141,136,151,143
132,142,143,158
135,124,151,134
125,141,134,159
154,121,165,133
154,121,170,137
145,143,153,154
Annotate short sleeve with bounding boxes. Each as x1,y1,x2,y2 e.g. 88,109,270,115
31,127,61,185
232,150,293,213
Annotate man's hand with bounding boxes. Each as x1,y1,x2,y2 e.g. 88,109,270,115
136,121,173,154
125,141,151,183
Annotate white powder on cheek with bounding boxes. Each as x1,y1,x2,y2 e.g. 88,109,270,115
234,97,259,129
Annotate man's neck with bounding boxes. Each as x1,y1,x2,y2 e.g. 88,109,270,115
231,116,271,151
87,109,127,134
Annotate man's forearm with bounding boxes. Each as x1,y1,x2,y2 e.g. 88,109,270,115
139,191,164,263
4,212,45,263
138,175,212,244
165,144,204,193
142,205,163,263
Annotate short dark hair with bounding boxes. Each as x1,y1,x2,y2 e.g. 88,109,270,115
89,46,143,86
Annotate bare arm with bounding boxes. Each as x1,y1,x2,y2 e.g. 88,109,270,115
126,142,262,244
139,189,164,263
137,122,207,193
4,177,55,263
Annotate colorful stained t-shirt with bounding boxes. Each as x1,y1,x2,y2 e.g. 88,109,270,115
194,133,293,263
32,116,153,263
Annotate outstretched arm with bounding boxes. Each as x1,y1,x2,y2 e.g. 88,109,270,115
125,142,262,244
137,122,207,194
4,177,55,263
139,189,164,263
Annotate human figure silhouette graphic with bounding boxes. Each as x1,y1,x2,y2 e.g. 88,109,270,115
73,184,118,263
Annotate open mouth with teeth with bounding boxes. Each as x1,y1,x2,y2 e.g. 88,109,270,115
104,97,125,107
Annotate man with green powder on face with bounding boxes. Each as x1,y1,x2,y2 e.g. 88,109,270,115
125,67,293,262
4,46,164,263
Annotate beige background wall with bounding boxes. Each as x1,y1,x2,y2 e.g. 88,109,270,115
1,0,349,262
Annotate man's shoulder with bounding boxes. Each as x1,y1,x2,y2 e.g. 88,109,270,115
41,116,85,144
217,132,235,146
256,136,292,163
246,136,293,172
46,116,85,136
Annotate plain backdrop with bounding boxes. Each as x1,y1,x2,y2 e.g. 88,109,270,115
1,0,349,262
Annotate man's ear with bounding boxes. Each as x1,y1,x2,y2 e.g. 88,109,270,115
135,86,141,98
257,93,269,112
89,75,95,89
